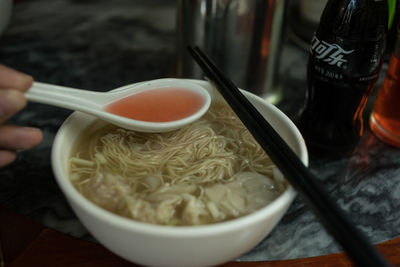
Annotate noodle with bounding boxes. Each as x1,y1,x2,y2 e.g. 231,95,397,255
69,101,287,226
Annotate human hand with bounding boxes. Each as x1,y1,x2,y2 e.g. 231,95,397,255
0,64,43,167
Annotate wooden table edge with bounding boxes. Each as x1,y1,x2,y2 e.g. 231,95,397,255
2,206,399,267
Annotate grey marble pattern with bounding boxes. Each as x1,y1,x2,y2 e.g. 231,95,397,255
0,0,399,262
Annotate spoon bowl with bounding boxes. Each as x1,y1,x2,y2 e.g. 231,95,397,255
26,78,211,132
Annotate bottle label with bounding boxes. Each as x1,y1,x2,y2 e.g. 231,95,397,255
310,36,354,68
309,33,385,84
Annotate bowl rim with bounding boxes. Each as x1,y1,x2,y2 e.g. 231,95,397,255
51,79,308,237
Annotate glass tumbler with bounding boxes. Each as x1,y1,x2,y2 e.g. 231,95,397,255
370,22,400,147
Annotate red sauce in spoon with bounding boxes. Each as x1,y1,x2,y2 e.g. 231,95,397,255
105,87,205,122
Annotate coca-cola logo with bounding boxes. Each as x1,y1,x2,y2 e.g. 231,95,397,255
310,36,354,68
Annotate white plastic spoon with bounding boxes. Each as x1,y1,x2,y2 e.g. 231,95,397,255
26,78,211,132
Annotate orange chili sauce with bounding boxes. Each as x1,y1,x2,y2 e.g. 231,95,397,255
105,87,205,122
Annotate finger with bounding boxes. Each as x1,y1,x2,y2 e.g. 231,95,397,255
0,150,17,168
0,89,27,123
0,64,33,92
0,125,43,150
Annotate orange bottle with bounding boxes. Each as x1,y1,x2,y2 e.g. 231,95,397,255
370,22,400,147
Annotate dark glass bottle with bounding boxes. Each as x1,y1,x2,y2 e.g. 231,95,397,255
297,0,388,157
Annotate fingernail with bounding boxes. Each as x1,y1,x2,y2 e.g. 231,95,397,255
18,74,34,91
0,90,27,118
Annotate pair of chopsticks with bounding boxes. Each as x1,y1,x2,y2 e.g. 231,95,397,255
188,46,392,267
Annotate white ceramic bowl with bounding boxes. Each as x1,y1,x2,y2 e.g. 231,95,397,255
51,79,308,267
0,0,12,36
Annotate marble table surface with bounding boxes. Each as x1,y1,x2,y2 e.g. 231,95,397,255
0,0,399,263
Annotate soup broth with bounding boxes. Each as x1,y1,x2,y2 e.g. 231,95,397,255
69,101,287,226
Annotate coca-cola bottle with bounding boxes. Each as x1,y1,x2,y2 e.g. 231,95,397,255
297,0,388,157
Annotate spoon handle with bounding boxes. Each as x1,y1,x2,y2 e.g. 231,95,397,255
26,82,103,112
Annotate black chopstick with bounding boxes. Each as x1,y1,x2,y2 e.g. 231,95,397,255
187,46,392,267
